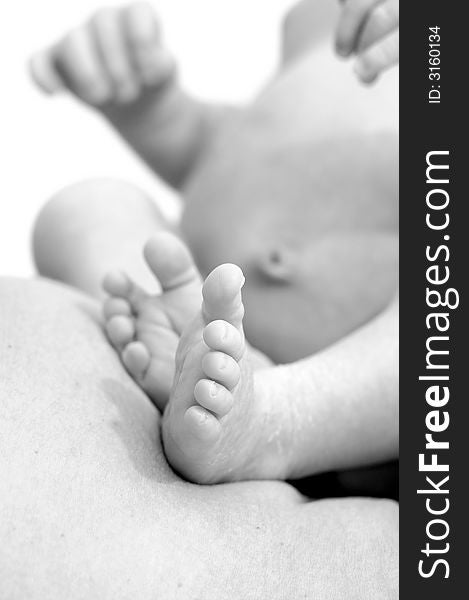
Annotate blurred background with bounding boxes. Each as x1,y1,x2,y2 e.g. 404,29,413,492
0,0,292,276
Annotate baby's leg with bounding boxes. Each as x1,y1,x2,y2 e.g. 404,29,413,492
33,178,176,298
161,260,398,484
33,180,206,408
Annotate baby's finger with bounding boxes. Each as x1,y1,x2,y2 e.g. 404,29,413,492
336,0,384,57
356,0,399,53
122,2,176,89
90,7,140,104
53,26,112,105
354,29,399,84
29,48,65,95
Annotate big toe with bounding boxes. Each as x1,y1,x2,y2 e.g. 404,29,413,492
202,264,245,329
144,232,201,292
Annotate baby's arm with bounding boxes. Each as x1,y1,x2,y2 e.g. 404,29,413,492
29,3,231,189
256,295,398,479
335,0,399,84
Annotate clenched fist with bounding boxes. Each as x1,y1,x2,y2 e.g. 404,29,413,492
30,2,176,106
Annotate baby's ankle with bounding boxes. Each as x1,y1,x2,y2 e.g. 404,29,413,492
248,373,296,480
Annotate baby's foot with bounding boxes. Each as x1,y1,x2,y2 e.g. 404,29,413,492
162,264,289,484
103,232,201,410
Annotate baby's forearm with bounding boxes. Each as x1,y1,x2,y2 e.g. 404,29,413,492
103,85,232,189
29,3,235,192
256,297,398,479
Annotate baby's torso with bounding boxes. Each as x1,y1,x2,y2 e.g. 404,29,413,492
182,46,398,273
180,47,399,358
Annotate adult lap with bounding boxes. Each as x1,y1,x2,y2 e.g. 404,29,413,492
0,277,397,599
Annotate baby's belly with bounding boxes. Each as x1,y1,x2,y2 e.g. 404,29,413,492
182,42,398,269
181,132,398,360
180,49,398,358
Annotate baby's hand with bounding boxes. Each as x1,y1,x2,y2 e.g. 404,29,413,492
335,0,399,84
29,2,176,106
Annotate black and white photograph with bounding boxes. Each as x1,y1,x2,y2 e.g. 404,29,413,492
1,1,462,598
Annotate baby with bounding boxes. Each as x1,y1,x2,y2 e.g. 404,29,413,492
31,0,399,484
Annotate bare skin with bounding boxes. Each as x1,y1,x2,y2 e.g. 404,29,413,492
0,2,399,594
102,230,397,484
102,232,202,409
31,1,398,482
31,0,398,355
0,276,398,599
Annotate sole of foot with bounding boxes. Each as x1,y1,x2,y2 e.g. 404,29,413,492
162,262,287,484
102,231,202,410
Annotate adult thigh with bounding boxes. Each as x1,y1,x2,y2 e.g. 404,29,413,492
0,277,398,599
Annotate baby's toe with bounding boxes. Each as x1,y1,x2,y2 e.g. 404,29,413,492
203,320,245,361
103,297,132,319
103,270,131,296
143,232,201,292
103,270,146,307
202,264,245,329
122,341,151,379
106,315,135,348
183,405,222,442
201,351,240,391
194,379,233,417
